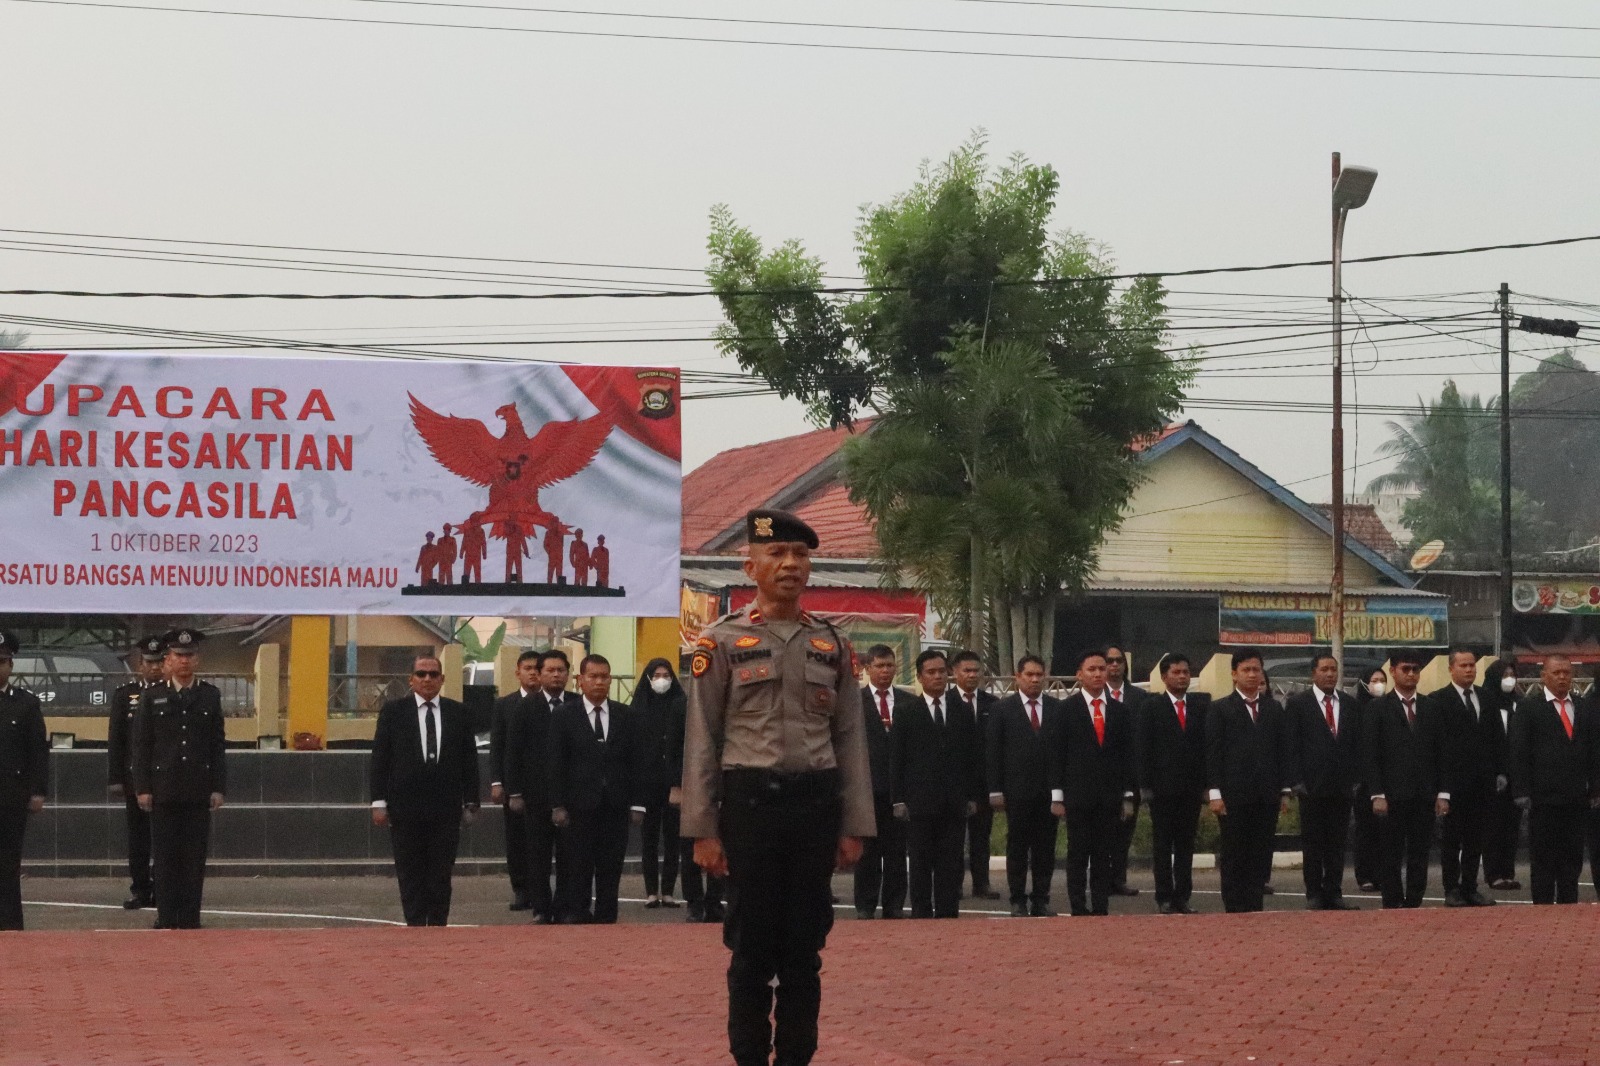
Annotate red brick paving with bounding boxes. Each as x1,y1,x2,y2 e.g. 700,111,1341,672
4,907,1599,1065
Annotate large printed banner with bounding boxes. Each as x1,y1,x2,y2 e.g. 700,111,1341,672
1512,579,1600,615
0,352,681,615
1219,592,1448,647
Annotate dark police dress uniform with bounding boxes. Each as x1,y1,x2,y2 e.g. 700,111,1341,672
680,510,875,1066
131,632,226,930
0,632,49,930
107,635,164,908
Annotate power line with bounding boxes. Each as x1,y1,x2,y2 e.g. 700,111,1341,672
4,233,1599,299
929,0,1600,34
11,0,1600,80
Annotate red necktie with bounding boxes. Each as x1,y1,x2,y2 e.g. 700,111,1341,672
1324,694,1337,737
1558,698,1574,739
1175,698,1186,731
1027,699,1040,732
1404,698,1415,729
878,690,892,729
1246,698,1258,723
1092,697,1105,745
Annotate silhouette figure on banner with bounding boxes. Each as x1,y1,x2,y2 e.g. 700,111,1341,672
436,524,458,585
590,534,610,588
460,514,487,585
569,529,590,588
415,531,438,586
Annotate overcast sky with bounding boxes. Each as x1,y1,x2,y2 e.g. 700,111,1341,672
6,0,1599,507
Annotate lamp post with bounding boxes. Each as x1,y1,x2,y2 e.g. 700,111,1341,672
1330,154,1378,685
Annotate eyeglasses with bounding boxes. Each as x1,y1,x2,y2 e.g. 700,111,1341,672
413,670,442,679
1105,657,1126,665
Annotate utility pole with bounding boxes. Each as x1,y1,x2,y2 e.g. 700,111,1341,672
1330,153,1345,681
1499,283,1512,662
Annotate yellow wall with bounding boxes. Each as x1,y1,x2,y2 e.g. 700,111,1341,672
1099,440,1386,587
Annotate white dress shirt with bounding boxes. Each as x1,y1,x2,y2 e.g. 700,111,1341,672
371,693,441,810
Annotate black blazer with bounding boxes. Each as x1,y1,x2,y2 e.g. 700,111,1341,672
504,690,569,806
1138,689,1210,800
1046,691,1135,809
890,690,984,814
0,686,48,809
1288,688,1363,798
1360,691,1445,803
370,695,480,818
1428,683,1508,796
1509,690,1600,806
488,690,521,790
548,699,645,812
861,686,917,800
131,681,227,804
986,692,1056,801
952,687,998,764
1205,691,1292,806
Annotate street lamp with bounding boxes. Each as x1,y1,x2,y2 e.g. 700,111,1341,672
1330,154,1377,686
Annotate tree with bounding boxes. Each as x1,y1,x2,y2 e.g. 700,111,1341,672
1509,349,1600,548
708,134,1192,666
454,620,505,664
0,330,29,348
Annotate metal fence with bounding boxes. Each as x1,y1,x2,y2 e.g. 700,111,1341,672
12,672,258,718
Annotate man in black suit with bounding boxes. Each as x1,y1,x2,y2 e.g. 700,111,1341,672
549,653,646,924
1138,652,1208,915
1206,648,1292,914
504,649,564,924
106,635,165,911
987,655,1060,916
1288,652,1362,910
370,654,481,926
133,628,227,931
490,649,539,912
854,644,911,919
1048,649,1136,917
1431,647,1505,907
1361,649,1448,910
0,630,48,931
950,650,1001,901
1482,664,1523,890
1509,653,1600,905
890,649,982,919
1103,646,1143,898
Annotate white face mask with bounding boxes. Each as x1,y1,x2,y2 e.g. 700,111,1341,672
1367,680,1386,698
649,676,673,695
1500,676,1517,694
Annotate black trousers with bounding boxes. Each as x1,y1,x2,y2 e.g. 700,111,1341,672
641,791,682,897
680,838,725,908
1111,790,1140,889
852,796,906,917
1352,799,1383,888
564,805,631,923
0,807,26,931
1588,808,1600,903
523,801,558,919
1148,795,1201,907
389,808,462,926
1529,802,1586,905
967,803,994,892
1218,800,1277,913
1378,797,1433,909
502,800,528,897
906,803,965,918
1299,793,1352,904
123,794,153,898
1003,797,1058,906
151,802,211,929
1064,802,1119,915
1440,789,1490,895
720,778,841,1066
1483,791,1522,884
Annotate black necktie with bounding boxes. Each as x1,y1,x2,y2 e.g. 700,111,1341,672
423,701,437,763
593,706,606,742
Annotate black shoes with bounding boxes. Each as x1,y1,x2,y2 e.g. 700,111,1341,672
1326,898,1360,911
644,898,663,910
1171,902,1197,915
1443,890,1471,908
1112,885,1141,897
973,887,1003,900
1490,878,1521,891
509,892,533,912
532,913,556,925
123,893,154,911
1028,903,1056,918
686,904,706,923
1010,902,1029,917
1463,889,1497,907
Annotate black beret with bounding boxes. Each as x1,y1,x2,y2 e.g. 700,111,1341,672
0,630,17,656
162,628,206,653
746,508,818,549
137,635,166,660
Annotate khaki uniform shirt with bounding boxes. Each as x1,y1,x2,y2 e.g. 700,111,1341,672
679,602,876,839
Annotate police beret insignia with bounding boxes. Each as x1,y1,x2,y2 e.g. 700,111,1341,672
809,638,836,653
691,651,711,678
735,636,762,649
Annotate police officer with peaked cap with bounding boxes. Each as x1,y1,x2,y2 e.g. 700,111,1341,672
681,509,876,1066
132,627,226,930
0,629,48,930
107,635,166,910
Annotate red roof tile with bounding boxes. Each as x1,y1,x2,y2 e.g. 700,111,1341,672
1130,420,1188,453
790,483,877,558
1314,503,1400,559
681,419,875,554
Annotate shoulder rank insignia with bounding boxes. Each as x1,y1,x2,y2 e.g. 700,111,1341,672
809,638,836,653
735,636,762,649
695,636,717,651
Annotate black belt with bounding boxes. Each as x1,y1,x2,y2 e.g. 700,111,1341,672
722,767,840,805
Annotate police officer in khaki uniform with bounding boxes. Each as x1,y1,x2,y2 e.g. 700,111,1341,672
681,509,876,1066
132,628,226,930
107,635,165,910
0,629,49,931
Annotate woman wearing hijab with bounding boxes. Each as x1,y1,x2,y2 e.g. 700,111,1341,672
633,657,685,908
1350,665,1389,892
